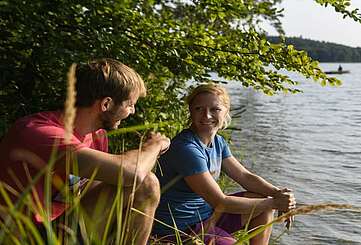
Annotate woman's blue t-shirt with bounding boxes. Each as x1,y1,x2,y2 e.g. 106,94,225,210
153,129,231,236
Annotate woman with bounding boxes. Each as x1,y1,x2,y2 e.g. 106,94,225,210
153,84,296,245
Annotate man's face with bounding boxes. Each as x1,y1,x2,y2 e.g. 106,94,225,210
100,92,139,130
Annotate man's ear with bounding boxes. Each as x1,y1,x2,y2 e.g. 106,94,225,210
100,97,113,112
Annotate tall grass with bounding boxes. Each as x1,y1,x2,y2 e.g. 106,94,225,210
1,142,360,244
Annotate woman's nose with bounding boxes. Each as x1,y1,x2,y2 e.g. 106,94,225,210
203,109,212,119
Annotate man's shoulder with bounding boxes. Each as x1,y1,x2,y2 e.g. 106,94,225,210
16,111,62,129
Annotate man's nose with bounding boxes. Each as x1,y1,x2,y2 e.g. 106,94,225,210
130,106,135,114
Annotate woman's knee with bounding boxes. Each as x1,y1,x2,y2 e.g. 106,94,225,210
240,192,275,227
243,191,265,199
249,209,274,228
259,209,275,222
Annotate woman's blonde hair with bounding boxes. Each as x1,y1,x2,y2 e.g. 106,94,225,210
186,83,232,129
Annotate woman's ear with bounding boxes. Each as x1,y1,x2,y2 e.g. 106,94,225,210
100,97,113,112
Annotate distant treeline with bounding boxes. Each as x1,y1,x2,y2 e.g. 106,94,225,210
268,36,361,62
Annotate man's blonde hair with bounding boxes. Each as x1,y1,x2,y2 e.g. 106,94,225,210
75,58,146,107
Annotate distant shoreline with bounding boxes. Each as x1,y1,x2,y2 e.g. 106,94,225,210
267,36,361,63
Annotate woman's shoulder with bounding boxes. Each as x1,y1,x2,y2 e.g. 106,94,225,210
213,134,230,151
162,130,208,163
214,133,227,143
170,129,203,151
173,129,196,143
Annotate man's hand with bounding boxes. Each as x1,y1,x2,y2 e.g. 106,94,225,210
144,132,170,156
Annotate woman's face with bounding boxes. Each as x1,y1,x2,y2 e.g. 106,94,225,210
190,92,228,134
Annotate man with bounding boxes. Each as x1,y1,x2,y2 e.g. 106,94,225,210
0,58,170,244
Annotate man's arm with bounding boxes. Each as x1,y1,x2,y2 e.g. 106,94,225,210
76,132,170,186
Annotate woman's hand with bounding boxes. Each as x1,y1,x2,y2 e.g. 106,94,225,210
273,188,296,230
272,188,296,212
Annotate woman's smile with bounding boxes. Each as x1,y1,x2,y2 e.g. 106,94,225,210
189,92,228,145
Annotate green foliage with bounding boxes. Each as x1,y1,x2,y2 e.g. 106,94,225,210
268,36,361,62
1,0,360,141
315,0,361,23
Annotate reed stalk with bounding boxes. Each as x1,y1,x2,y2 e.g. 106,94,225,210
64,64,77,144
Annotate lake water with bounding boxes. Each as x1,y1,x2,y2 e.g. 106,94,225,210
225,63,361,244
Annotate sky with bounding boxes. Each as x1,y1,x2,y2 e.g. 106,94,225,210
263,0,361,48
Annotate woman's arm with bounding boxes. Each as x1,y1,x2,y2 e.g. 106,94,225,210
184,172,276,216
221,156,280,197
221,155,296,225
